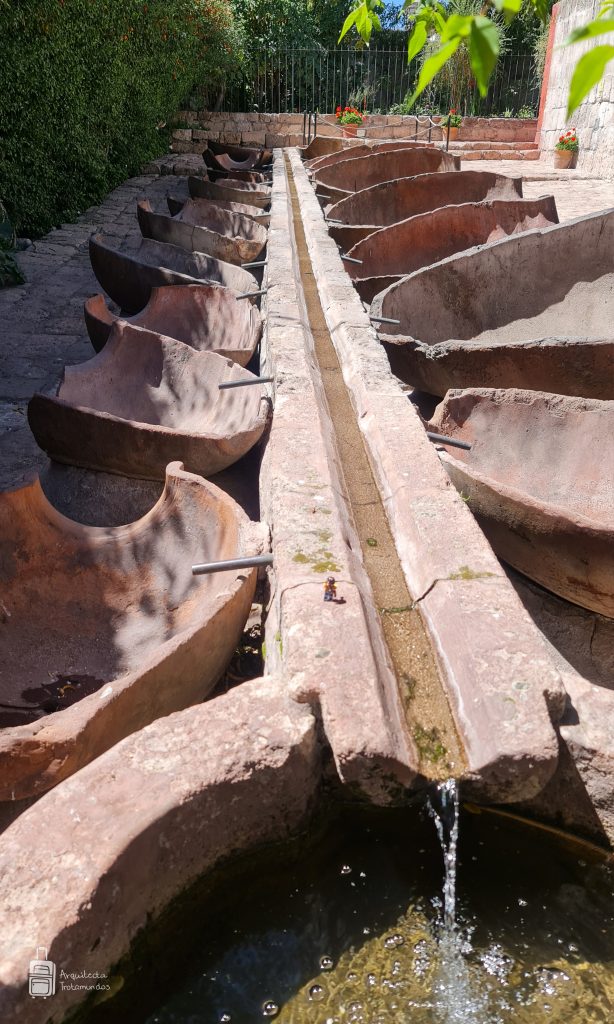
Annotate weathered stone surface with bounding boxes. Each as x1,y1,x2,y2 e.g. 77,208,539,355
89,234,258,313
327,169,522,226
0,463,262,799
84,282,262,365
371,209,614,355
430,388,614,617
0,173,186,493
137,197,267,265
188,175,271,210
0,677,320,1024
260,152,418,801
28,323,269,480
307,140,435,176
314,148,460,205
346,196,558,303
511,573,614,844
540,0,614,180
289,148,565,802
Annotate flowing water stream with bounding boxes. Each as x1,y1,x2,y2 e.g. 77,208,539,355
88,799,614,1024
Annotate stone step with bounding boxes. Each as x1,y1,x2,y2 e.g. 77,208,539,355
450,140,538,151
459,149,541,161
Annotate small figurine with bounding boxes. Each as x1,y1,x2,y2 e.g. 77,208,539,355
323,576,337,602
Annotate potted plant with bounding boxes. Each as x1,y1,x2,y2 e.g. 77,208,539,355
554,129,579,169
440,109,462,141
335,105,364,138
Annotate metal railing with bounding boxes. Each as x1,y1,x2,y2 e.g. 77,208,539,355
199,48,541,118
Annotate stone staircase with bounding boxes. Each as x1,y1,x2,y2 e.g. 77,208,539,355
448,140,540,161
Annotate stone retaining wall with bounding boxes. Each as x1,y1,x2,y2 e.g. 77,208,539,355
540,0,614,179
171,111,538,152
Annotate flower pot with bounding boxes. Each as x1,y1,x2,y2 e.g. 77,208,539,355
341,125,358,138
447,126,459,142
554,149,576,169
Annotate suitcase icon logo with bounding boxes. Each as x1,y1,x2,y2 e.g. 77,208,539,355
28,947,56,998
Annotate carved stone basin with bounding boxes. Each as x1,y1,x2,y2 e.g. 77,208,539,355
307,140,435,176
206,140,273,169
0,462,262,798
203,150,270,183
84,284,262,365
326,170,523,250
428,389,614,618
188,176,271,210
373,209,614,399
345,197,558,303
137,198,267,265
28,321,270,480
168,194,270,228
314,148,460,205
89,235,258,314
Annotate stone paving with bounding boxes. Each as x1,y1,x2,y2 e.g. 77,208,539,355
0,174,188,492
463,157,614,222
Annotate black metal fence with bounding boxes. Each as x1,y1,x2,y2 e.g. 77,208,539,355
202,48,541,117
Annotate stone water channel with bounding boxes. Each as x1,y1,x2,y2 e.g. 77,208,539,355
0,139,613,1022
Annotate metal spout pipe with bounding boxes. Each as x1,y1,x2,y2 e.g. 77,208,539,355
192,554,273,576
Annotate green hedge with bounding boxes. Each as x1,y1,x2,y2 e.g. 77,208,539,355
0,0,241,237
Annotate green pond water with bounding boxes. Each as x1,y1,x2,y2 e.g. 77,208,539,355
95,800,614,1024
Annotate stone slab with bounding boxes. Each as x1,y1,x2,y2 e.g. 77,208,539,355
289,147,565,803
259,152,418,801
0,677,320,1024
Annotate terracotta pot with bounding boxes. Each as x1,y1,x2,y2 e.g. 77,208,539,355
554,149,576,169
341,124,358,138
447,126,459,142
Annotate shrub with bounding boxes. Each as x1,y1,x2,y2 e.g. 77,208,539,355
0,0,241,238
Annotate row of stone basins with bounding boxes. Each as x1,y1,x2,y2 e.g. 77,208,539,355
0,135,612,1022
297,137,613,834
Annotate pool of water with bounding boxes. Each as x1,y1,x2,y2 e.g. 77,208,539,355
91,801,614,1024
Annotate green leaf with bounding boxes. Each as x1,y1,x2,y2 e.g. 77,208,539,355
565,19,614,45
409,37,462,104
469,17,500,97
407,20,427,62
567,44,614,116
338,6,362,43
441,14,473,42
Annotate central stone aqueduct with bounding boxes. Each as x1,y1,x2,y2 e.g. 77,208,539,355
0,135,613,1022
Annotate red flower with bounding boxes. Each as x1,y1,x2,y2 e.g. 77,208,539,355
450,108,457,113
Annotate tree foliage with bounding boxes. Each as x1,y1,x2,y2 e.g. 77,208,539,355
339,0,614,118
0,0,241,237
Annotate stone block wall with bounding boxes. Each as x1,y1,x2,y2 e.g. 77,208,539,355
540,0,614,179
171,111,538,152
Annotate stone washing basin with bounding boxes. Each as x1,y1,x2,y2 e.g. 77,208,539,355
28,321,270,480
314,148,460,206
373,209,614,399
306,140,435,175
345,197,558,303
203,151,270,183
428,388,614,618
325,170,523,250
89,235,258,315
0,461,263,799
168,193,271,228
84,284,262,365
137,198,267,266
206,139,273,169
188,175,272,210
